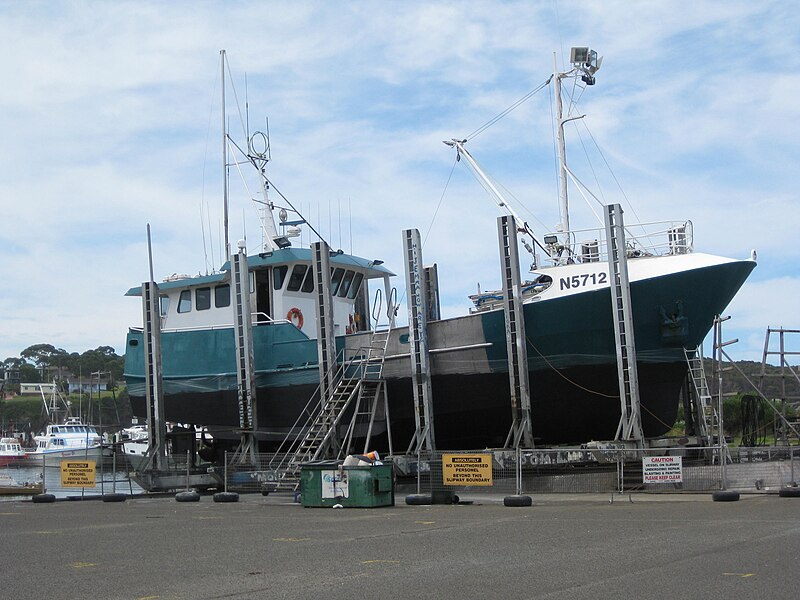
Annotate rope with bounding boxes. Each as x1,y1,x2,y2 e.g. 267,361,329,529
523,332,674,430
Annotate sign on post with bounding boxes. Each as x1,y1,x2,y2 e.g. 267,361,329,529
60,460,97,488
642,456,682,484
443,453,493,486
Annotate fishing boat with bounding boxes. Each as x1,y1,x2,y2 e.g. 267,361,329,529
123,50,754,452
25,417,104,464
0,437,27,466
0,474,43,496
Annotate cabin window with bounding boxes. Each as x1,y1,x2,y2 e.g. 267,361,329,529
273,265,288,290
287,265,308,292
338,270,355,298
196,287,211,311
215,284,230,308
159,295,169,316
331,268,345,295
301,268,315,293
178,290,192,313
348,272,364,299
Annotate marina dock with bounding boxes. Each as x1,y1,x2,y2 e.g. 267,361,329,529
2,491,798,599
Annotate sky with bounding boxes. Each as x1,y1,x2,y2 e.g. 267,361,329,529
0,0,798,365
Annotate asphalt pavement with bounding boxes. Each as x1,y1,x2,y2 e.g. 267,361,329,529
1,491,798,600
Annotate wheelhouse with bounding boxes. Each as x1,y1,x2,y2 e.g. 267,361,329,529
125,247,394,339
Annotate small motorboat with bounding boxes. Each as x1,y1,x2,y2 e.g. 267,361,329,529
0,473,43,496
0,437,27,467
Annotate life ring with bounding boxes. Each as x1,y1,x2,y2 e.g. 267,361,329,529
287,307,304,329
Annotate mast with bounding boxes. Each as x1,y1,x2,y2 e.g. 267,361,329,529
553,48,602,255
221,49,230,260
554,52,570,246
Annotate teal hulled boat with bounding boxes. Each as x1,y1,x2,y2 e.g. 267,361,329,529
124,49,754,451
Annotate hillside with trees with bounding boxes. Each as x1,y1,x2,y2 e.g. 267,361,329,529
1,343,129,437
2,343,124,390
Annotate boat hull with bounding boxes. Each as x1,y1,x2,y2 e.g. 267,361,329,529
124,256,755,449
24,446,105,466
0,483,44,496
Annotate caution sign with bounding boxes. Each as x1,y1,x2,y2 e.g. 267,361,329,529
642,456,682,484
60,460,97,488
443,453,493,486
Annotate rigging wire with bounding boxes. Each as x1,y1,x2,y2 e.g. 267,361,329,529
422,155,458,247
225,135,330,246
200,61,222,273
464,78,551,142
222,52,249,144
580,121,645,226
524,331,673,429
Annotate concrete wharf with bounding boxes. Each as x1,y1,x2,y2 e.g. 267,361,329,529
1,491,798,600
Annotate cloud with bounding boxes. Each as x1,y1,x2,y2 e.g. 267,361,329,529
0,0,797,366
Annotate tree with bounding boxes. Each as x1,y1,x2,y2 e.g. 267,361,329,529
70,346,124,384
19,344,67,379
2,357,26,370
18,364,40,384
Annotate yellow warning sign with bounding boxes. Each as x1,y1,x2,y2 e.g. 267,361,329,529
60,460,96,488
442,453,493,486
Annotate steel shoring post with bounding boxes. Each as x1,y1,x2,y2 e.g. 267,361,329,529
231,246,258,465
141,280,167,472
313,241,337,454
604,204,644,444
403,229,435,454
497,216,534,449
416,445,421,495
713,315,732,487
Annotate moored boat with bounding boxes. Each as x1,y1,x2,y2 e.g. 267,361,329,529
25,417,104,465
0,473,43,496
0,437,27,467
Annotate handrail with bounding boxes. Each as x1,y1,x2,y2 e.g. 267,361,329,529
541,219,693,267
371,288,383,327
159,316,291,334
388,287,398,327
267,336,389,473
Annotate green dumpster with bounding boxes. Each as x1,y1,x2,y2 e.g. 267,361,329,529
300,460,394,508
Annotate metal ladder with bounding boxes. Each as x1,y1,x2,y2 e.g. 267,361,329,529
266,319,392,492
605,204,643,443
683,346,717,442
340,322,392,455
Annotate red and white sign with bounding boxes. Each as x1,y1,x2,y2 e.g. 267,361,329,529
642,456,683,483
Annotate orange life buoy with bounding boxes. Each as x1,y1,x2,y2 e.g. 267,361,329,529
287,307,304,329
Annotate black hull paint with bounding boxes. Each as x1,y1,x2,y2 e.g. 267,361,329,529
130,359,684,450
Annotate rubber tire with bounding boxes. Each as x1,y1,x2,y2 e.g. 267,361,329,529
779,487,800,498
504,495,533,507
405,493,432,505
31,493,56,504
712,490,740,502
213,491,239,503
451,494,460,504
102,493,127,503
175,490,201,502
